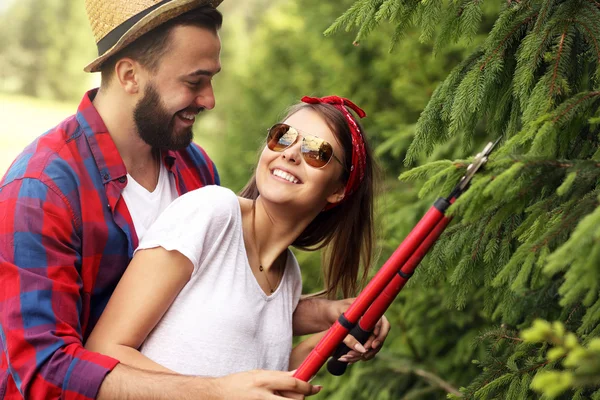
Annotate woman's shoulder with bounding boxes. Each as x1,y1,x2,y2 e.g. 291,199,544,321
164,185,241,222
175,185,237,208
284,249,302,281
185,184,236,200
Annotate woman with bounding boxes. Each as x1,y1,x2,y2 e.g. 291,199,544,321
85,95,386,378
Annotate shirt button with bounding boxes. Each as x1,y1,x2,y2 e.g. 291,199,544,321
102,173,110,180
118,176,126,183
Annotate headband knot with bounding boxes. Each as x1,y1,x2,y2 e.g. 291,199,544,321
301,95,367,207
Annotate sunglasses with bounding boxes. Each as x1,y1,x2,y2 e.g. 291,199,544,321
266,123,344,169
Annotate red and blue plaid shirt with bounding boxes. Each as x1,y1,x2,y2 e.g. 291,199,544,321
0,89,219,399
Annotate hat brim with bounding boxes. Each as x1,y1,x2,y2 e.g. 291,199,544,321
84,0,222,73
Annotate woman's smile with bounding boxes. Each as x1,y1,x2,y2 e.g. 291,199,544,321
270,168,302,184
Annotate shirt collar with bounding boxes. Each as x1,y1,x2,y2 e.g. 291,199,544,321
163,151,177,172
76,89,179,182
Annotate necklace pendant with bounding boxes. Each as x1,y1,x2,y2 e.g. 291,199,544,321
270,289,274,293
259,265,264,271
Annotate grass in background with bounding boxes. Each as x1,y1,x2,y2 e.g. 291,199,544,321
0,92,226,179
0,93,75,176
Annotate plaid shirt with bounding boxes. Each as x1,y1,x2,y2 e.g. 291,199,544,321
0,89,219,399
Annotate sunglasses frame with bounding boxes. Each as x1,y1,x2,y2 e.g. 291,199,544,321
266,123,345,170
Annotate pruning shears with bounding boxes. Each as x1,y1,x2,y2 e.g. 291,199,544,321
293,138,501,381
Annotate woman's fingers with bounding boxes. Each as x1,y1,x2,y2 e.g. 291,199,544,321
373,315,391,349
342,335,367,354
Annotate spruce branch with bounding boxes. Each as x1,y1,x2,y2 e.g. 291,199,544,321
534,0,555,33
380,356,463,398
497,334,524,343
587,0,600,10
480,13,537,72
406,367,463,397
568,19,600,66
530,201,591,252
549,29,568,97
552,91,600,123
521,320,600,398
471,214,493,260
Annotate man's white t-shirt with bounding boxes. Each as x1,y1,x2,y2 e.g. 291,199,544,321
134,185,303,376
121,161,179,241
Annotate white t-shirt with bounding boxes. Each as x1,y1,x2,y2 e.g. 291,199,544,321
121,161,179,241
135,185,303,376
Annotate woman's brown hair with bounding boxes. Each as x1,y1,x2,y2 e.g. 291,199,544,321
239,102,377,299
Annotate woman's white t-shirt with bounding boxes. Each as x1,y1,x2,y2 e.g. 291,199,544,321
135,185,303,377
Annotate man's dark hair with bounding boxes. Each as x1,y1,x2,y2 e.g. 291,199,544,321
100,6,222,86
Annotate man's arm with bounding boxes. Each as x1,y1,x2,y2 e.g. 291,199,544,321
0,178,320,400
0,178,118,399
99,364,320,400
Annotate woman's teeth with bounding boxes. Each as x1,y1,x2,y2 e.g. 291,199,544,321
272,169,299,184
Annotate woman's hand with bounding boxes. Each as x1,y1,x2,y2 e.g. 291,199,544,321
217,370,322,399
338,315,390,363
330,298,391,364
292,297,391,366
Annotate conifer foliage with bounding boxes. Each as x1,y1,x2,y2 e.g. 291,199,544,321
328,0,600,398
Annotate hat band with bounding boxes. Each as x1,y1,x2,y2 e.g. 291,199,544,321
97,0,174,56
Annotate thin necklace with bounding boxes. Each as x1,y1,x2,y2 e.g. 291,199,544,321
252,200,282,294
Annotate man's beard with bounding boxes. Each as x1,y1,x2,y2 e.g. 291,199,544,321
133,82,195,151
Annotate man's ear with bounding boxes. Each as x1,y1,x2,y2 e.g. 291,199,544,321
326,184,345,205
115,58,141,94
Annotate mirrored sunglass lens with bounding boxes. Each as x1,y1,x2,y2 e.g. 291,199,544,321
302,136,333,168
268,125,297,151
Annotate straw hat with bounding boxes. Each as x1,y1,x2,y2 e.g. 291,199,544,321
84,0,223,73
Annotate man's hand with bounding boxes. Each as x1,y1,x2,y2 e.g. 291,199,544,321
215,370,322,399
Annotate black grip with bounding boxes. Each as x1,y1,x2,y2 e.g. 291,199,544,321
326,324,372,376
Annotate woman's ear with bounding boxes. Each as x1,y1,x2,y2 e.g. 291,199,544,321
326,185,345,205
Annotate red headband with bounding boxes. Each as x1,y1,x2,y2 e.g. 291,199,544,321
301,95,367,201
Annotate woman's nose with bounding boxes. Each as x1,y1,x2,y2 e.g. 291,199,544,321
281,139,302,165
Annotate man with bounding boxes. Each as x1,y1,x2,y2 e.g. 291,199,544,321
0,1,388,399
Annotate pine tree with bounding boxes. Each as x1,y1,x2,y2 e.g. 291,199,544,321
326,0,600,398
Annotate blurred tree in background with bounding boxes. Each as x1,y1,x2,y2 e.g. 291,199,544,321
0,0,95,100
2,0,599,398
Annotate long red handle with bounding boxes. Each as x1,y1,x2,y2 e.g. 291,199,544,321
293,200,449,381
325,214,453,376
358,214,452,330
